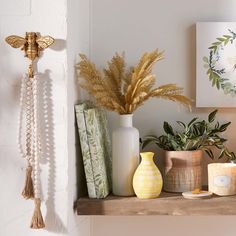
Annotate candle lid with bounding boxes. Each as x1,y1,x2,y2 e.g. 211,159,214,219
182,190,213,199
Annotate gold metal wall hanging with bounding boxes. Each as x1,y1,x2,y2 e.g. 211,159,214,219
6,32,54,78
5,32,54,229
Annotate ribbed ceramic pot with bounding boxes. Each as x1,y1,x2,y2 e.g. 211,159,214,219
164,150,202,193
133,152,163,199
112,114,139,196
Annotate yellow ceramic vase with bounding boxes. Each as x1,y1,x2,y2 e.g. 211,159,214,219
133,152,163,199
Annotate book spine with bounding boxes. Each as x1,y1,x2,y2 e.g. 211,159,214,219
97,110,112,190
75,104,96,198
84,108,110,198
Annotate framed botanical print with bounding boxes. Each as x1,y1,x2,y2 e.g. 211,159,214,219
196,22,236,107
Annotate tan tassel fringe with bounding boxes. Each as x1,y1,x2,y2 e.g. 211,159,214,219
22,166,34,199
30,198,45,229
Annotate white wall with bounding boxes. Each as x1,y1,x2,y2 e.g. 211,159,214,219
90,0,236,235
0,0,90,235
67,0,91,235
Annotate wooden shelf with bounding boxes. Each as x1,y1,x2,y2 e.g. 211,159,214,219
76,192,236,216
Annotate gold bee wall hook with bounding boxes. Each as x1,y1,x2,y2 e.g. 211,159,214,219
5,32,54,78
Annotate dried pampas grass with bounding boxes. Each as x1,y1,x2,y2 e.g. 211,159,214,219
76,50,191,114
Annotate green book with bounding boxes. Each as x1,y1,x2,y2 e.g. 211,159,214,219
75,102,111,198
84,108,111,198
75,103,96,198
97,109,112,189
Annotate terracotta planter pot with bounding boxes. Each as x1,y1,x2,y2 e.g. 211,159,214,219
164,150,202,193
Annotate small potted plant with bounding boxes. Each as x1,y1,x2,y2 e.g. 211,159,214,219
141,110,234,193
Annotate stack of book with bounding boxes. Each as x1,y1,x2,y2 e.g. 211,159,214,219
75,102,112,198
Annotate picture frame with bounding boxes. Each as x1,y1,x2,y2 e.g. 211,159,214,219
196,22,236,107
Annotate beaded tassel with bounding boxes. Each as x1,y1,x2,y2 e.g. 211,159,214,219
18,75,45,229
18,75,34,199
31,198,45,229
30,76,45,229
22,165,34,199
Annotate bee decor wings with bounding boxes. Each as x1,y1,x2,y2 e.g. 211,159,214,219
5,35,26,49
5,32,55,79
36,36,54,49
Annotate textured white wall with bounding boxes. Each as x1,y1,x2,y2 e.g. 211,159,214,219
0,0,90,235
90,0,236,236
67,0,91,235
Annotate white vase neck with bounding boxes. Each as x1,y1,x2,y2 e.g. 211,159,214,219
119,114,133,127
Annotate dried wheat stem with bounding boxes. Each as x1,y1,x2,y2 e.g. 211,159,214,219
77,50,192,114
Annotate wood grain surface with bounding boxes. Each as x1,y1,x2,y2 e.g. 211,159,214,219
76,192,236,215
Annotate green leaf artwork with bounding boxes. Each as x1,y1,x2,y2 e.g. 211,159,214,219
75,103,96,198
203,28,236,97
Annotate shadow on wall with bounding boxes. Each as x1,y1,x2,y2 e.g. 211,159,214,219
50,39,66,52
38,38,66,59
38,70,67,233
186,24,196,104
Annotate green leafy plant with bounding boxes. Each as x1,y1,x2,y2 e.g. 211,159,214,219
141,110,235,160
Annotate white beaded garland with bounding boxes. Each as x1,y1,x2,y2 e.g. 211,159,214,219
17,75,27,159
17,74,42,200
32,76,41,199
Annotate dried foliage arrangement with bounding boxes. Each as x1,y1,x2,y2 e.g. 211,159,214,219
76,50,191,114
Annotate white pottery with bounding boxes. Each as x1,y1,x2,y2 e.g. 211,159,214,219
112,114,139,196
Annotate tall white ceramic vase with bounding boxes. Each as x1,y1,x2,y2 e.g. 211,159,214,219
112,114,139,196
